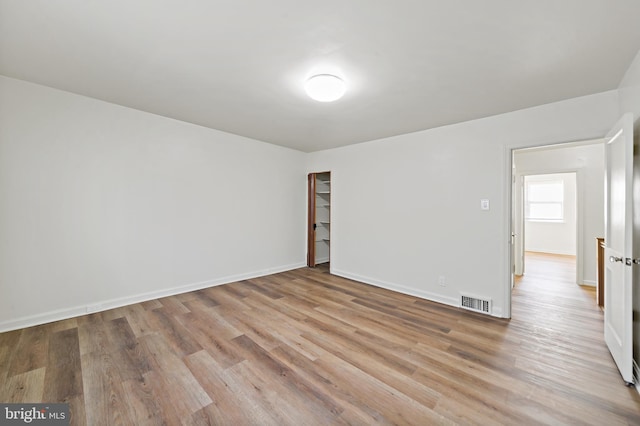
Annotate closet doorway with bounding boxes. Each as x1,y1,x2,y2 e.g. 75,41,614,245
307,172,331,267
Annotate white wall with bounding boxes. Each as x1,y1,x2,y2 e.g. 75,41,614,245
2,45,636,331
307,91,619,317
0,76,306,331
523,173,577,256
619,49,640,120
514,145,605,285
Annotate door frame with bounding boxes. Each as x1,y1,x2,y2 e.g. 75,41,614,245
514,169,583,285
307,171,331,268
307,173,317,267
503,138,604,319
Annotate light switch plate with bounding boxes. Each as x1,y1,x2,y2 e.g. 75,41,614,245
480,199,490,210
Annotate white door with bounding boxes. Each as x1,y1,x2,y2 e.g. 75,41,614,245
604,113,634,384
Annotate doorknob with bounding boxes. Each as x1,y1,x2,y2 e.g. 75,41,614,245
609,256,623,263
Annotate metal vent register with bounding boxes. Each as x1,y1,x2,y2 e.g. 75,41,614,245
460,295,491,314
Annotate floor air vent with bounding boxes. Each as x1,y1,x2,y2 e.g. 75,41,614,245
460,294,491,314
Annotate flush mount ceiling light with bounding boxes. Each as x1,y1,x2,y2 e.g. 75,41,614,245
305,74,346,102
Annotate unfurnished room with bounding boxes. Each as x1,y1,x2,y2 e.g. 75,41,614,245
1,1,640,424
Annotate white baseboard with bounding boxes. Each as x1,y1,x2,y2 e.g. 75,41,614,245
491,305,504,318
331,268,460,309
0,262,305,333
526,249,576,256
581,280,596,287
332,269,506,318
316,257,329,264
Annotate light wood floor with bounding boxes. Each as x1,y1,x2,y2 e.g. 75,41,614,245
1,255,639,425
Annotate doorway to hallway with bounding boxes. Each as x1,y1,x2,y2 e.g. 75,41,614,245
510,140,605,296
514,251,596,307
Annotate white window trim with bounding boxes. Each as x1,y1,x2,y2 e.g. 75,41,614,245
524,179,565,223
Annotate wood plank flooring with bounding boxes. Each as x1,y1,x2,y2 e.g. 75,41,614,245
1,254,639,425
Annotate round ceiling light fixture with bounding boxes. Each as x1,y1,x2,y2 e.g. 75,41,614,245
304,74,346,102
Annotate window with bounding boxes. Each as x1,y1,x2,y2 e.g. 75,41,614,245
525,178,564,222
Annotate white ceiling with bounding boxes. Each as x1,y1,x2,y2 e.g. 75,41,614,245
2,1,640,152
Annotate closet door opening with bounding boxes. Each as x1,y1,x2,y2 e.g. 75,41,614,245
307,172,331,268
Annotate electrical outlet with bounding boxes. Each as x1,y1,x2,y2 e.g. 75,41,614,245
438,276,446,287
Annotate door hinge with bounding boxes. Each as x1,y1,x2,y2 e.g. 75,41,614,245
625,258,640,265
